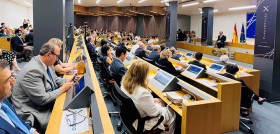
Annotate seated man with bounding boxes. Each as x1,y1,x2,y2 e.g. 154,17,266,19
11,29,33,61
109,47,128,84
148,45,161,61
146,42,154,51
86,36,97,59
188,52,207,70
217,31,226,49
0,22,5,29
221,64,266,116
170,47,180,61
213,54,230,66
135,42,148,59
25,29,34,46
11,41,75,132
0,59,39,134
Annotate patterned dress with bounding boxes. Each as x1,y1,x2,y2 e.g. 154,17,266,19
0,50,16,65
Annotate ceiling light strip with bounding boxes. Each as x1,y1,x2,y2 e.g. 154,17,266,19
182,2,199,7
228,5,256,10
203,0,218,3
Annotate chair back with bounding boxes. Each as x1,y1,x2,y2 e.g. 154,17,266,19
142,57,155,65
113,83,140,133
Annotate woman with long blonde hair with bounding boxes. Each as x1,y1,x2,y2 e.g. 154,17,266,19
121,61,176,134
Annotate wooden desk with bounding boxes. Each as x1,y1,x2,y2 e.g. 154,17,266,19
178,50,260,95
127,58,222,134
180,71,241,133
46,36,114,134
0,37,11,51
177,42,254,64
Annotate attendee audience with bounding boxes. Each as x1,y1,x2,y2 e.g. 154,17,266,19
170,47,180,61
109,47,128,78
0,48,21,73
221,64,266,116
148,45,161,61
100,45,113,66
146,42,154,51
188,52,207,70
157,49,182,75
11,41,76,132
25,30,34,46
121,61,176,133
135,42,148,58
214,55,230,66
0,59,39,134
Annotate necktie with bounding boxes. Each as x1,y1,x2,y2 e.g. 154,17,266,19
47,67,56,91
1,103,30,134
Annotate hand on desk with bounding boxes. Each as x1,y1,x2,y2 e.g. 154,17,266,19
33,131,40,134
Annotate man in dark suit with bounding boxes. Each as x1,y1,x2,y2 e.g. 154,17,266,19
0,23,5,29
25,29,33,46
217,31,226,49
188,52,207,70
221,64,266,115
11,29,33,61
0,59,39,134
86,36,97,60
109,47,127,85
135,42,148,59
170,47,180,61
148,45,161,61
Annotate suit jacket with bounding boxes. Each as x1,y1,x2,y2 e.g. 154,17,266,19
25,33,33,43
109,58,127,77
171,54,180,61
217,35,226,44
86,42,96,56
157,58,181,75
188,60,207,70
0,99,32,134
213,61,228,66
135,48,148,58
148,51,160,61
146,46,153,51
11,36,24,47
11,56,66,131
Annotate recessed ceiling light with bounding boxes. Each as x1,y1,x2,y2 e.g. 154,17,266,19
24,1,31,5
96,0,101,4
200,9,218,14
138,0,146,4
117,0,124,4
182,2,199,7
203,0,218,3
228,5,256,11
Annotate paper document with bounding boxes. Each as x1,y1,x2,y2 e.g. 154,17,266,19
59,108,89,134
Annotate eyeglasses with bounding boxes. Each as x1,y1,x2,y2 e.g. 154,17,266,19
65,109,88,126
50,51,59,58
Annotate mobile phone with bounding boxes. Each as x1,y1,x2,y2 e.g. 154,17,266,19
71,74,78,82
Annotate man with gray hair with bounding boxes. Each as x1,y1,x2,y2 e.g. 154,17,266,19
214,54,229,66
135,42,148,58
11,41,75,132
148,45,161,61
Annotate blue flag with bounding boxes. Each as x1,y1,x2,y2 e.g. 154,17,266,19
240,23,246,43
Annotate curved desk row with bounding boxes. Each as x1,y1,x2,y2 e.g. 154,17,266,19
143,50,241,133
46,36,114,134
175,50,260,95
125,57,222,134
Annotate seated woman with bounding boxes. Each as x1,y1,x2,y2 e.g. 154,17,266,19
121,61,176,133
100,45,113,66
0,28,8,37
221,64,266,116
54,59,77,77
157,49,182,75
0,49,21,74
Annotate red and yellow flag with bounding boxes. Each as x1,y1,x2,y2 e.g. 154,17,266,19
232,23,238,43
